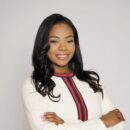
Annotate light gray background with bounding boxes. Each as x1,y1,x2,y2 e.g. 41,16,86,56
0,0,129,130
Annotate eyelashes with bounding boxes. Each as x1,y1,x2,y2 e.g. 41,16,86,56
49,40,58,43
67,40,74,43
49,40,74,44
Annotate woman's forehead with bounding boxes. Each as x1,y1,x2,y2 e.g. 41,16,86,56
49,24,74,38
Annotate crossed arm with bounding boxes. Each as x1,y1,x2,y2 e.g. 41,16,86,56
41,108,125,128
22,78,125,130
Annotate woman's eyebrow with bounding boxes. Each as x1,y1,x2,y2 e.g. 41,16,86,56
66,35,74,38
49,36,59,39
48,35,74,39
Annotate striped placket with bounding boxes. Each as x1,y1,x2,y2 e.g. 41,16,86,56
54,72,88,121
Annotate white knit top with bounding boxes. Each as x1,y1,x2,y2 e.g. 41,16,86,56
22,72,125,130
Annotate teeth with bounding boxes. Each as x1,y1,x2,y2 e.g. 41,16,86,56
56,54,68,59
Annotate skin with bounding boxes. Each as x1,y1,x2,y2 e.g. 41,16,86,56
41,23,125,127
47,23,75,74
100,109,125,128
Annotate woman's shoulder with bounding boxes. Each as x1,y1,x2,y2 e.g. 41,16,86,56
22,76,36,94
22,77,50,105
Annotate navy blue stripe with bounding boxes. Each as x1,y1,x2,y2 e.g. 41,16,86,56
62,77,81,120
71,78,88,121
66,77,85,120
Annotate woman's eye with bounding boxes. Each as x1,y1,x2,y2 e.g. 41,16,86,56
67,40,74,43
49,40,58,43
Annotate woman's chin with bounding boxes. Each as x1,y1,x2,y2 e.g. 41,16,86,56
56,63,69,67
54,61,69,67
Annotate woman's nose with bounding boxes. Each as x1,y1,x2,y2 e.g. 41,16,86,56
58,42,67,51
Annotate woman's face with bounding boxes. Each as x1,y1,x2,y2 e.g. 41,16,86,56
47,23,75,72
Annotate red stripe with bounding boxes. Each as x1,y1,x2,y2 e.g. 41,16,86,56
63,78,82,120
54,72,74,77
70,78,88,120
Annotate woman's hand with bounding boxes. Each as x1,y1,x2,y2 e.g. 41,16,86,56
41,112,65,125
100,109,125,128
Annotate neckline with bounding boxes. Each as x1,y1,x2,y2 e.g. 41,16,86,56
53,71,75,77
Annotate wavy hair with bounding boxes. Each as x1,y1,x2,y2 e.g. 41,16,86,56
31,13,103,102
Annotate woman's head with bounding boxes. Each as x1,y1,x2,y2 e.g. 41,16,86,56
32,13,83,76
47,23,75,73
32,13,103,102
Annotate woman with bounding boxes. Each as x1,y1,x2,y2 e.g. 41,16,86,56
22,13,125,130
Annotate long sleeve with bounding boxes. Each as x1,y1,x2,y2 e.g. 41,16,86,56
22,77,125,130
99,87,125,130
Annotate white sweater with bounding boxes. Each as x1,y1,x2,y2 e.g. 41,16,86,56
22,72,125,130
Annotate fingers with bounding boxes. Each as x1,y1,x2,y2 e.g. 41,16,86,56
100,108,125,128
44,112,59,121
44,116,58,125
44,112,56,118
116,111,125,121
41,112,64,125
113,109,125,121
42,112,57,120
44,112,55,115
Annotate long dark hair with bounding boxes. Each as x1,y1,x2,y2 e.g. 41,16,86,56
31,13,103,102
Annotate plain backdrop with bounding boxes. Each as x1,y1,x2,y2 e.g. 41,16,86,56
0,0,130,130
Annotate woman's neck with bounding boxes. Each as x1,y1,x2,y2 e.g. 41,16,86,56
53,65,71,74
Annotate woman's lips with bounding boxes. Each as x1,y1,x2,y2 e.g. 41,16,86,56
56,54,68,60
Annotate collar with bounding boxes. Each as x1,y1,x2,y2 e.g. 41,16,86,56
53,71,75,77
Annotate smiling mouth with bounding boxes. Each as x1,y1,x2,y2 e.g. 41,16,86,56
56,54,68,60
